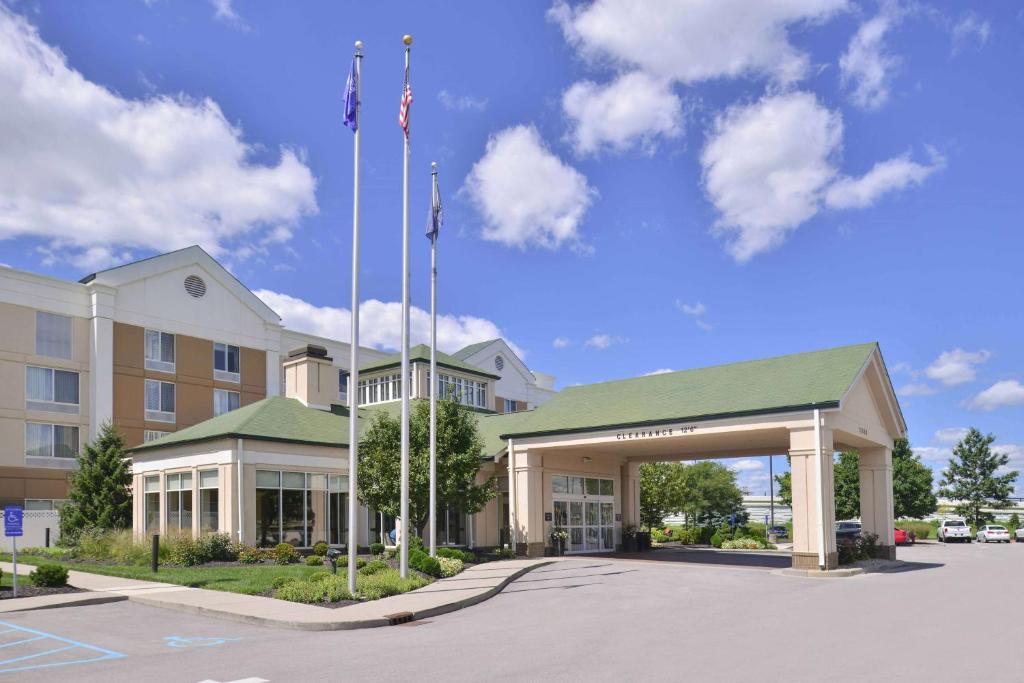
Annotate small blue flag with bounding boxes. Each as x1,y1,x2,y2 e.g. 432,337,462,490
343,56,358,132
426,173,442,241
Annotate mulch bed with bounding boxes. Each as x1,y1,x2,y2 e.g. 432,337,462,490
0,585,84,600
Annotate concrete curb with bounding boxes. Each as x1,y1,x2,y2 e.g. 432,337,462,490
774,567,865,579
128,560,555,631
0,592,128,613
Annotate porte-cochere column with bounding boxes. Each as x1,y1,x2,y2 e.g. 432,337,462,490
789,424,838,570
858,446,896,559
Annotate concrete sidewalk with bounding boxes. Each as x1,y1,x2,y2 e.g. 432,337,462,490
0,558,551,630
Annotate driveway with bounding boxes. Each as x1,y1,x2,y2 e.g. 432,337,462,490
1,541,1022,682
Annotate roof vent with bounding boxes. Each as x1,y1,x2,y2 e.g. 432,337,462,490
495,355,504,371
184,275,206,298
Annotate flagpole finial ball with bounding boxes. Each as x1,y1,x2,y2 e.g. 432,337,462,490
431,161,438,171
403,34,413,46
354,40,363,51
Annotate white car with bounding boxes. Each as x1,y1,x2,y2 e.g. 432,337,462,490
1016,527,1024,543
976,525,1011,543
937,519,972,543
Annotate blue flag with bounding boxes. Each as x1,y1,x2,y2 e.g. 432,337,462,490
343,56,358,132
426,174,442,240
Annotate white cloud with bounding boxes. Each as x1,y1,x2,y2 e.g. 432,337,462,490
0,7,316,267
701,92,842,262
695,320,713,332
951,12,991,56
552,336,571,349
924,348,991,386
645,368,674,376
210,0,247,28
993,444,1024,488
584,333,625,349
967,380,1024,411
562,72,683,157
913,446,950,462
825,149,944,210
549,0,848,86
839,3,902,110
463,125,596,251
437,90,488,112
730,458,765,472
254,290,522,357
898,382,937,397
934,427,968,444
675,301,706,317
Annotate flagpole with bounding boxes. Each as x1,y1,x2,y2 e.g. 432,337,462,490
346,40,363,595
428,161,438,558
399,34,412,579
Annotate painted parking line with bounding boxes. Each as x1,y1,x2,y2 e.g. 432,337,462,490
0,619,125,675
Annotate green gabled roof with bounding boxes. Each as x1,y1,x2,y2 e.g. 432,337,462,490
451,339,499,361
501,343,879,439
359,344,500,379
131,397,351,453
476,410,535,458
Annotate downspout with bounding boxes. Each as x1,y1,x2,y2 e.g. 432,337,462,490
237,438,245,544
813,409,825,570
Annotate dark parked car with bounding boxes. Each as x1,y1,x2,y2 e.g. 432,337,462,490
768,525,788,538
835,521,862,541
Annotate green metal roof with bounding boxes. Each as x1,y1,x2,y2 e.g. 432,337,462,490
130,397,352,453
359,344,499,379
500,343,879,439
451,339,500,361
475,410,535,458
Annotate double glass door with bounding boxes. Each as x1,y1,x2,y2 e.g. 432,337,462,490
552,475,615,553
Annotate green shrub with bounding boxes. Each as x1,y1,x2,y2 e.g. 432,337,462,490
493,547,515,559
273,543,300,565
29,563,69,587
710,531,724,548
202,533,236,562
721,538,765,550
312,541,330,556
437,556,464,577
415,556,442,578
895,520,935,540
838,532,882,565
305,555,325,567
166,536,211,566
271,575,298,589
236,544,266,564
319,574,354,602
22,546,76,560
357,568,428,600
276,580,326,604
356,557,367,569
436,547,474,563
358,559,389,576
369,542,385,556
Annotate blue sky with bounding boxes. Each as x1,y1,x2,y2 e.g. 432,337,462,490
1,1,1022,496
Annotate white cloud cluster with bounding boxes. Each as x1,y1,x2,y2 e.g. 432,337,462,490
951,12,991,56
254,289,522,357
898,382,937,397
730,459,765,473
463,125,596,251
924,348,991,386
552,336,571,349
675,300,712,331
934,427,968,444
562,71,683,157
0,7,316,269
584,333,625,349
839,3,902,110
437,90,488,112
968,380,1024,411
644,368,674,376
825,150,944,209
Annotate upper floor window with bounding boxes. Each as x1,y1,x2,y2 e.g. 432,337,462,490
214,388,240,417
143,430,169,443
503,398,518,414
357,373,408,405
26,422,79,459
145,379,175,423
144,329,176,373
35,311,72,359
25,499,68,511
214,342,240,383
26,366,80,414
339,370,349,402
436,373,487,409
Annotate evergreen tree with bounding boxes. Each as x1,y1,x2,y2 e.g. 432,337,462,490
938,427,1018,528
357,399,496,537
59,421,133,542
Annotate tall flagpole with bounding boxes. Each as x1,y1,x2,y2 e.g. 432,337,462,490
428,161,438,558
346,40,363,595
399,34,413,579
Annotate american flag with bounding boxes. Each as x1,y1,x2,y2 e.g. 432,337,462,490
398,66,413,137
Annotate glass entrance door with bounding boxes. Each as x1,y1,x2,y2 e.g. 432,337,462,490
551,475,616,554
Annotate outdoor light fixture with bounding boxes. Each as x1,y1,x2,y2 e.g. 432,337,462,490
582,456,592,463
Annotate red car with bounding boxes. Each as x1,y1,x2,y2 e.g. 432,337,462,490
894,528,913,545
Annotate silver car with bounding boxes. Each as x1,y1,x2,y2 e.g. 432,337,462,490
976,525,1010,543
1016,527,1024,543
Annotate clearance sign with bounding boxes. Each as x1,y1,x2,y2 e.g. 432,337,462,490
615,425,698,441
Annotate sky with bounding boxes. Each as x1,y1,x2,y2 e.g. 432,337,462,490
1,0,1022,498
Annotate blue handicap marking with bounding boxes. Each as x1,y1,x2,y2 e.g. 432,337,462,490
4,506,22,537
165,635,242,649
0,619,125,674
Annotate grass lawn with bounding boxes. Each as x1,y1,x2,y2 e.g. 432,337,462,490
0,553,334,595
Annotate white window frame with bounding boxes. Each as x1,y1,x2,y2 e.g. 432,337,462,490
144,329,176,373
25,422,79,459
35,311,73,360
24,499,68,511
145,379,176,423
504,398,518,414
213,342,241,383
214,388,241,417
143,430,169,443
165,471,193,533
25,366,80,414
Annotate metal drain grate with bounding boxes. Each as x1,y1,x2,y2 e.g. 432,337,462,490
384,611,414,625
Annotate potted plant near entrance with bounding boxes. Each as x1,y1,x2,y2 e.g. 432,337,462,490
550,527,568,556
623,525,639,553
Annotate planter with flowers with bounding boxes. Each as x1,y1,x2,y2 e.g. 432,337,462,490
549,527,568,556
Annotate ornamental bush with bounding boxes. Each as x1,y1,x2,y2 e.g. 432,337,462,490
369,542,385,556
721,538,765,550
271,575,298,589
710,531,724,548
357,568,428,600
436,547,474,563
166,536,211,566
312,542,330,556
437,556,464,578
203,533,236,562
236,544,267,564
29,563,69,588
276,580,325,604
358,559,389,576
273,543,300,565
305,555,325,567
408,548,442,577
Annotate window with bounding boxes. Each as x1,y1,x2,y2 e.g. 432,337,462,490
214,342,240,382
35,311,72,359
144,329,175,372
255,469,338,548
199,470,219,533
214,389,240,417
166,472,193,532
339,370,349,402
436,373,487,408
144,476,160,533
143,430,169,443
26,366,79,413
503,398,518,414
328,475,349,546
357,373,403,405
25,423,79,459
25,499,68,511
144,379,175,422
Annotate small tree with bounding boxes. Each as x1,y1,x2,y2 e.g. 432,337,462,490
938,428,1018,528
833,452,861,520
639,462,685,530
59,421,133,543
358,398,496,538
678,461,746,528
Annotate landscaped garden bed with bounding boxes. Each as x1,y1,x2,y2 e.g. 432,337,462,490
0,564,83,599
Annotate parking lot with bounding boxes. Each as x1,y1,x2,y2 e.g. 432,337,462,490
0,541,1022,682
